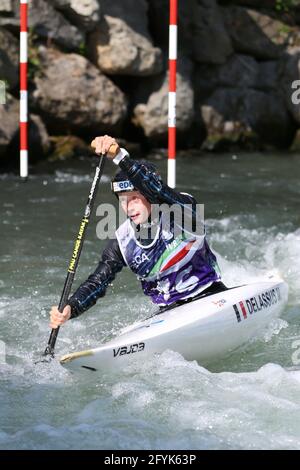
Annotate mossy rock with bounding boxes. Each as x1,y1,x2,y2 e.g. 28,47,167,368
48,135,91,161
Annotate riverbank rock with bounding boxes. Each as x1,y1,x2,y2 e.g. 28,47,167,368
32,47,127,134
256,60,280,91
0,0,13,14
28,0,84,51
195,53,281,100
200,88,296,150
192,0,233,64
101,0,151,38
89,16,162,76
133,60,194,142
281,49,300,126
48,135,90,161
28,114,51,162
148,0,233,64
222,6,299,60
200,104,257,151
0,27,18,90
194,54,259,101
0,17,19,35
1,112,51,167
219,1,275,6
52,0,101,32
0,92,18,162
88,0,162,76
1,0,300,165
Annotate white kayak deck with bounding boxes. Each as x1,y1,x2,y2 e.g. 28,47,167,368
60,276,288,373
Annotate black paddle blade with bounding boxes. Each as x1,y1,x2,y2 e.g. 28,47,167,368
43,345,55,358
34,345,55,364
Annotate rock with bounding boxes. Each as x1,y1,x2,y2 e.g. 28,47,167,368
0,0,13,14
194,54,259,101
132,59,194,142
200,104,257,151
256,60,280,91
148,0,185,52
52,0,101,32
0,92,18,162
0,17,19,34
281,51,300,125
101,0,151,38
192,0,234,64
0,111,51,166
88,16,162,76
0,0,20,33
222,6,299,60
88,0,163,77
32,47,127,134
48,135,89,161
0,27,18,90
290,128,300,151
148,0,233,64
28,0,84,51
195,55,280,100
200,88,296,150
243,89,296,148
28,114,51,162
219,0,280,7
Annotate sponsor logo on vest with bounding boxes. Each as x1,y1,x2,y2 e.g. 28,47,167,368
131,253,150,269
113,342,145,358
233,287,281,323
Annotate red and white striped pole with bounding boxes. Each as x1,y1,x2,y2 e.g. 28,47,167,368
20,0,28,179
168,0,177,189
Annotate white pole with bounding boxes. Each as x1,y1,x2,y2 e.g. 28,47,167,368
168,0,177,188
20,0,28,179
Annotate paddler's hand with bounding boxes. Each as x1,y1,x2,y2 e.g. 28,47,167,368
91,135,120,160
49,305,71,329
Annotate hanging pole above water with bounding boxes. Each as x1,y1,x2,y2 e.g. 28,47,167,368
20,0,28,179
168,0,177,189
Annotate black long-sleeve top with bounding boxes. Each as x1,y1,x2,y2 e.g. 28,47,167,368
68,154,198,318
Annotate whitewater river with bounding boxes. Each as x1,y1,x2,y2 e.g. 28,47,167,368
1,151,300,450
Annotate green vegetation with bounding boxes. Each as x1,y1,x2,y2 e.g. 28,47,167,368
78,40,87,57
278,23,293,35
28,28,42,80
275,0,298,12
49,135,88,161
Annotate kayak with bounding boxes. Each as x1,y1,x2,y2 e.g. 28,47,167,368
60,275,288,373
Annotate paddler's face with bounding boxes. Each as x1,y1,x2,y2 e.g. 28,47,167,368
119,191,151,225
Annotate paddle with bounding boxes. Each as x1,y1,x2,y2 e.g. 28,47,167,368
40,149,110,361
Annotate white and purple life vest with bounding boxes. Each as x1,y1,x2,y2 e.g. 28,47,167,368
116,216,221,306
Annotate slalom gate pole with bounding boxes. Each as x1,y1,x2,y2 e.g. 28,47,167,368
20,0,28,179
168,0,177,189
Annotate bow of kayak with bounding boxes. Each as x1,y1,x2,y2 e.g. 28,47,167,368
60,276,288,373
